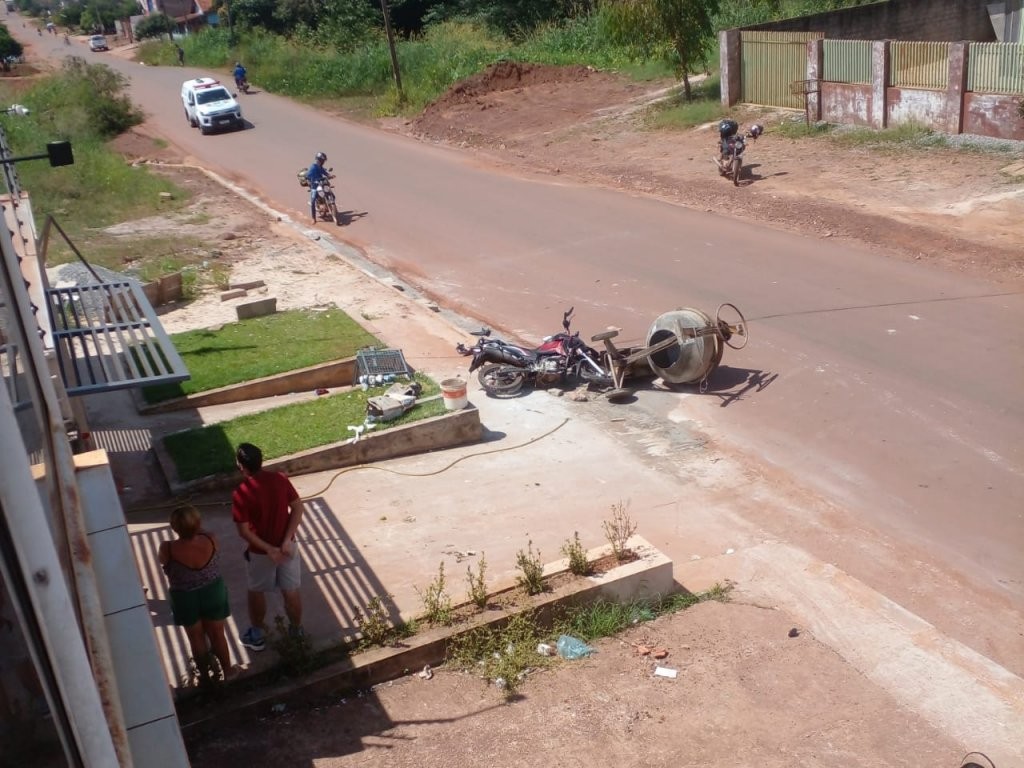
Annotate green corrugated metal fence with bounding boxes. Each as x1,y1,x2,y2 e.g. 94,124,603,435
968,42,1024,94
740,30,823,108
890,41,949,89
823,40,872,84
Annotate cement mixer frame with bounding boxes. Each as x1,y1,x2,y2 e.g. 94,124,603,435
591,303,748,397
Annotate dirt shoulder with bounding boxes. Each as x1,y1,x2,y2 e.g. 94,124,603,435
186,601,965,767
388,62,1024,283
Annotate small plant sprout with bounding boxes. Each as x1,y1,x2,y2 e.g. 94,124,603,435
602,500,637,561
417,561,454,626
466,552,489,609
355,594,393,647
561,531,590,576
515,539,547,596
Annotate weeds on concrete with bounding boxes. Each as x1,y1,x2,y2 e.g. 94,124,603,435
602,501,637,561
515,540,547,596
270,616,315,677
561,531,590,576
417,562,454,626
355,595,394,647
466,553,489,609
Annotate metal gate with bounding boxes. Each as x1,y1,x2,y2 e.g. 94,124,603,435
740,30,823,109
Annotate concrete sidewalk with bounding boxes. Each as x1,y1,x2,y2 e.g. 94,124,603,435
84,225,1023,766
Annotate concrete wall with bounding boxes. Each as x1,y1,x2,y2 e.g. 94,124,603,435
820,82,873,126
71,452,189,767
819,39,1023,139
719,28,742,112
739,34,1024,140
886,87,949,126
746,0,997,42
963,92,1024,139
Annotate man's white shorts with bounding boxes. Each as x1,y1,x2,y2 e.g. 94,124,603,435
246,543,301,592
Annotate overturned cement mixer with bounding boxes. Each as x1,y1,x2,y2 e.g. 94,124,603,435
592,303,748,400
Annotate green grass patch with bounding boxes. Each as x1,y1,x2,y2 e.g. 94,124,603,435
773,119,834,140
554,584,733,641
136,18,670,118
142,308,379,403
0,64,192,282
831,121,947,149
646,75,722,130
163,372,443,481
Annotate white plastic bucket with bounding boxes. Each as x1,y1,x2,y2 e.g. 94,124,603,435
440,377,468,411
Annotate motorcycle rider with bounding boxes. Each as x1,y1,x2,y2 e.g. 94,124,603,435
305,152,331,224
233,62,248,91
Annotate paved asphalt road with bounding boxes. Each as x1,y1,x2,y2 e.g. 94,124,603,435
17,32,1024,603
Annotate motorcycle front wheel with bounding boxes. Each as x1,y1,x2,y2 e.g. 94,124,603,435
326,193,338,222
731,156,742,186
478,364,526,397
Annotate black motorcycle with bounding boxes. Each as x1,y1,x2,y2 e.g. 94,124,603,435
457,308,613,397
714,119,763,186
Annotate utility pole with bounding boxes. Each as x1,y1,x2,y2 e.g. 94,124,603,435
379,0,404,102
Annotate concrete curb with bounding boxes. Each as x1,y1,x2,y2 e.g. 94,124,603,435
177,535,672,737
155,404,484,496
136,358,359,414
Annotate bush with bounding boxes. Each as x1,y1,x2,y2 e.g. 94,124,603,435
25,57,142,139
0,26,24,62
515,540,547,596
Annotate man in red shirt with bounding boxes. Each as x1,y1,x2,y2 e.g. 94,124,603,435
231,443,305,651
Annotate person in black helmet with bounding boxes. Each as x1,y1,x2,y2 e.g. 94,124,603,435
233,61,248,91
305,152,331,224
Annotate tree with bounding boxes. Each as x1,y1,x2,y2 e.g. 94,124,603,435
134,13,177,40
0,29,23,69
600,0,718,101
421,0,585,38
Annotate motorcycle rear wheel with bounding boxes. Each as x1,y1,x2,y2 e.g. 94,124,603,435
478,364,526,397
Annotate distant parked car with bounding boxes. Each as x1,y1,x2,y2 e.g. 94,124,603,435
89,35,108,52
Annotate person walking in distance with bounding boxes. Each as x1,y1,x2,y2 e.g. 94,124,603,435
157,505,241,681
175,43,184,66
232,443,305,651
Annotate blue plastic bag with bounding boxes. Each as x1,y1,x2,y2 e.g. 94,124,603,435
556,634,594,660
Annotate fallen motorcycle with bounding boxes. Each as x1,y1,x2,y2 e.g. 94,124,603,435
713,119,763,186
457,307,622,399
458,303,749,402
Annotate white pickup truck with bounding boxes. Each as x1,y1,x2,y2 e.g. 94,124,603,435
180,77,244,135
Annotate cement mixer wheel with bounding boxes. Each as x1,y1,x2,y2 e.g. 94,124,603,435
606,388,633,403
716,302,749,350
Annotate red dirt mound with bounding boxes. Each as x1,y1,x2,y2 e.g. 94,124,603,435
428,60,596,108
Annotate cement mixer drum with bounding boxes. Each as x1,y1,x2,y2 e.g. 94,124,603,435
645,308,725,385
